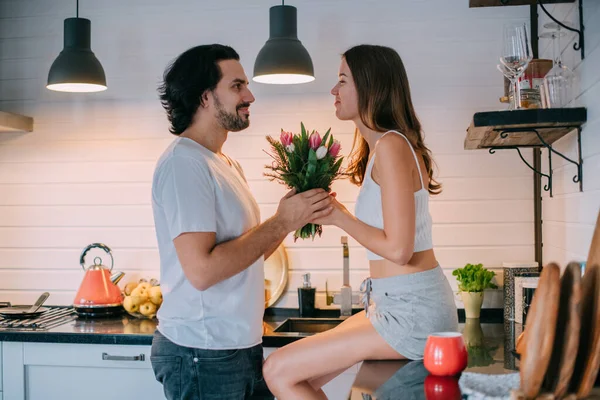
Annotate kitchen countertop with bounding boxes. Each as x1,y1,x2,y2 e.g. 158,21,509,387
0,310,292,346
350,321,516,399
2,313,598,398
348,320,600,399
0,308,503,347
0,307,353,346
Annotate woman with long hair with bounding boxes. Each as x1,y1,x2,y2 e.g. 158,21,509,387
263,44,458,399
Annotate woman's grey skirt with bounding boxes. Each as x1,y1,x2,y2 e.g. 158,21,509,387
360,266,459,360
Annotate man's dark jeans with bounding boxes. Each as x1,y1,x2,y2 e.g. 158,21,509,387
151,330,274,400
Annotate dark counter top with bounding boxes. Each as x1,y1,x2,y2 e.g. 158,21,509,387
0,312,290,346
2,311,597,398
0,313,156,346
0,308,326,346
350,321,514,399
0,308,503,347
348,320,600,399
2,309,597,398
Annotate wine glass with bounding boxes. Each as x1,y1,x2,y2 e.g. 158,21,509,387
497,63,519,110
540,22,576,108
500,23,533,110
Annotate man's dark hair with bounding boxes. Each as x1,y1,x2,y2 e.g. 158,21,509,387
158,44,240,135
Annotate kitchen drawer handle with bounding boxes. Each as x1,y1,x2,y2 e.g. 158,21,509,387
102,352,145,362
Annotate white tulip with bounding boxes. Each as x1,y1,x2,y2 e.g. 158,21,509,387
286,144,295,153
316,146,327,160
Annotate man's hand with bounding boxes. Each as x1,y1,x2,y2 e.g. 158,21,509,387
174,189,333,291
275,188,333,232
311,193,349,227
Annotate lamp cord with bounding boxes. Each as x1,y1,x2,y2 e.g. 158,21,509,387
76,0,79,18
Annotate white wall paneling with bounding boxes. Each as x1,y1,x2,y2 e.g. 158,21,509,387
0,0,545,308
538,2,600,267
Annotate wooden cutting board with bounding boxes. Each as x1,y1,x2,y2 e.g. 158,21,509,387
264,244,289,308
544,262,582,398
588,211,600,268
571,211,600,398
520,263,561,399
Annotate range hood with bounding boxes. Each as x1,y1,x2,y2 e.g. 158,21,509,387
0,111,34,132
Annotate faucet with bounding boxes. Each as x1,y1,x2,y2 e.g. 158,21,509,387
325,236,360,317
339,236,352,317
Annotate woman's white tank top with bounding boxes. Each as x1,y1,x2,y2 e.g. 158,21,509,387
354,130,434,260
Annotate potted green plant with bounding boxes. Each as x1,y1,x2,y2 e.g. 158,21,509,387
452,263,498,319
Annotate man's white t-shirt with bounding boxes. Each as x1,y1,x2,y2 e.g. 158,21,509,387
151,136,264,350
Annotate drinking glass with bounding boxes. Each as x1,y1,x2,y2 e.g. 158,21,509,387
540,22,576,108
500,23,533,110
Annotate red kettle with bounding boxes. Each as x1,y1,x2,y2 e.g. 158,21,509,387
73,243,125,316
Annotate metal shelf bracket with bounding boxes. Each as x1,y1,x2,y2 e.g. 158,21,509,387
537,0,585,59
498,0,584,59
488,126,583,197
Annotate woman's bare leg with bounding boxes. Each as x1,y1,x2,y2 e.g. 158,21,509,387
308,367,350,391
263,311,405,400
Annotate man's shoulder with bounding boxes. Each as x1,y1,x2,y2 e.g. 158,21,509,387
157,138,211,170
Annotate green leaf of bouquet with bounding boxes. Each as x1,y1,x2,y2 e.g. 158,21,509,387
332,157,344,173
307,149,317,177
301,122,308,141
319,159,330,173
321,130,330,147
301,135,309,160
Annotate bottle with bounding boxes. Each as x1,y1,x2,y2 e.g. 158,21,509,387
298,273,316,317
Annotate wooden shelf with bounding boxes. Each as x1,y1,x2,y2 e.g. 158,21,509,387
464,108,587,150
0,111,33,132
469,0,574,7
465,108,587,197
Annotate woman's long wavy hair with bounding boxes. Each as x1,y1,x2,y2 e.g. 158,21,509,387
343,45,441,195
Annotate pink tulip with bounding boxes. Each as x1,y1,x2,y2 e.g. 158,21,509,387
329,141,341,158
280,130,293,147
309,131,322,150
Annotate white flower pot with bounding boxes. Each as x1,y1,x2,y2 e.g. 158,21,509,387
461,291,484,319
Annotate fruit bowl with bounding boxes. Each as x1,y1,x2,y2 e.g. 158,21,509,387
122,279,162,320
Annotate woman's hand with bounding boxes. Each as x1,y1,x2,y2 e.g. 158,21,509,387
311,193,350,227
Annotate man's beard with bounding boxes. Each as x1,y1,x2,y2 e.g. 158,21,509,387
212,92,250,132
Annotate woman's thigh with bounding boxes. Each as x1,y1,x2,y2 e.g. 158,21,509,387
264,311,406,385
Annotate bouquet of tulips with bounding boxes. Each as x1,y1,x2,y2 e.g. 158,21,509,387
265,123,344,241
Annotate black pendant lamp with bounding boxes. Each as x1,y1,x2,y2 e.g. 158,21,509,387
47,0,107,92
253,1,315,85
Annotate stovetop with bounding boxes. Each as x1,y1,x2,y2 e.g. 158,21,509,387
0,304,78,331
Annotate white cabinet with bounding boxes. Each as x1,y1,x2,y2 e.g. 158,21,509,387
0,342,356,400
2,342,165,400
263,347,358,400
2,342,24,400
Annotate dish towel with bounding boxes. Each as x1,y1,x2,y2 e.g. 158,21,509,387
459,372,520,400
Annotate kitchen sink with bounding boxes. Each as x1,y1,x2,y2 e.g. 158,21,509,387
273,318,344,335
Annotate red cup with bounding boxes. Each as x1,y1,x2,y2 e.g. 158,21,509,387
424,375,462,400
423,332,468,376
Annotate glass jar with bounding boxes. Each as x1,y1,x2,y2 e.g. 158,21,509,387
509,87,541,109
